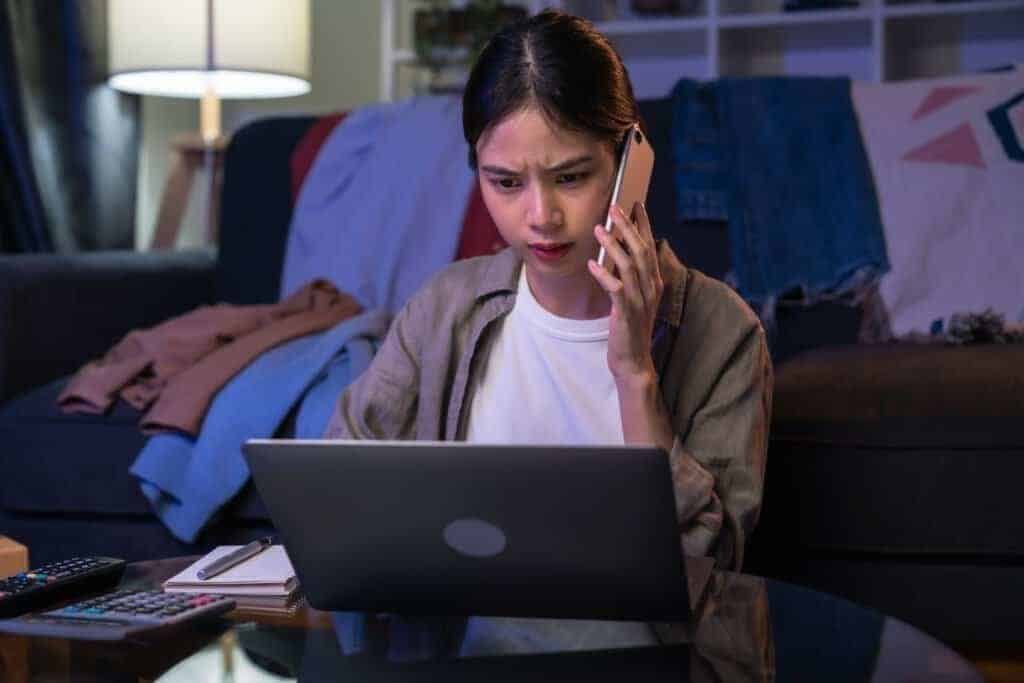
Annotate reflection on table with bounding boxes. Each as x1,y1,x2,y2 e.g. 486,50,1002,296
146,560,980,683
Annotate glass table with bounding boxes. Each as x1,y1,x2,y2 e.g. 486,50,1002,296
0,555,983,682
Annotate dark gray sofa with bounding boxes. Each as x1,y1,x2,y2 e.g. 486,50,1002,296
0,114,319,566
1,98,1021,645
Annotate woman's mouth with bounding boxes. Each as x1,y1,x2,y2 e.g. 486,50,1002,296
528,242,572,262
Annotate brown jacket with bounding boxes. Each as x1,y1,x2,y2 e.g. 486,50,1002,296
60,279,361,435
324,244,772,571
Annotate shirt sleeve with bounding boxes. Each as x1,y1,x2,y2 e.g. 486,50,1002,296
323,297,422,440
669,324,773,571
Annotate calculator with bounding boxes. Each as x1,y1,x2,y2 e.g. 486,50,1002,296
0,589,236,641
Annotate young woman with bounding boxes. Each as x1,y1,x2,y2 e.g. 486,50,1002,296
325,10,771,572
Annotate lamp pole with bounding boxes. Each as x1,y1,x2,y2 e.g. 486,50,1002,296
200,0,221,145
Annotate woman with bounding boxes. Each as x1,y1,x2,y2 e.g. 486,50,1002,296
325,9,771,572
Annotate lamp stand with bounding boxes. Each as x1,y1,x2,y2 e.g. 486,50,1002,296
200,86,221,144
150,87,229,250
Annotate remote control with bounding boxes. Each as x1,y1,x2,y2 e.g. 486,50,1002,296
0,556,127,618
0,589,235,641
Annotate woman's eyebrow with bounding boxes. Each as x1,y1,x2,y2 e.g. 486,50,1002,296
480,155,594,176
547,155,594,172
479,164,519,176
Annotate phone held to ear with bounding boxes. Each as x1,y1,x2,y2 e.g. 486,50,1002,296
597,123,655,268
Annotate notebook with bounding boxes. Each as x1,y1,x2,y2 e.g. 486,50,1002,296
228,593,306,615
163,545,299,597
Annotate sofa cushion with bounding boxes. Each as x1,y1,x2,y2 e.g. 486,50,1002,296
0,378,150,515
217,116,320,306
759,343,1024,558
0,507,273,565
772,343,1024,421
0,378,269,522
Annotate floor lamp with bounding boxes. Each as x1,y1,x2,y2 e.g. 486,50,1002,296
107,0,311,249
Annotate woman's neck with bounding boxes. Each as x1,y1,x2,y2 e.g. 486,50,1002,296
524,266,611,320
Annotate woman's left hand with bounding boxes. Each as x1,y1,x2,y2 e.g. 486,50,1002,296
588,201,664,385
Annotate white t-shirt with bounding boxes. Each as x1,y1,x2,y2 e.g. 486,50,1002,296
464,268,624,445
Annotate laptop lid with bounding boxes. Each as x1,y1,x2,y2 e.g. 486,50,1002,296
243,439,689,621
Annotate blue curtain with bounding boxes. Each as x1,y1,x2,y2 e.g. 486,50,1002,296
0,0,139,253
0,0,49,252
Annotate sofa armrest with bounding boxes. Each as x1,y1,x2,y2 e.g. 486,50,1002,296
0,248,217,403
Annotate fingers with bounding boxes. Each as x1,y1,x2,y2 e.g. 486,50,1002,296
587,256,628,315
633,201,656,248
596,204,662,311
593,217,645,316
613,204,660,307
634,202,664,306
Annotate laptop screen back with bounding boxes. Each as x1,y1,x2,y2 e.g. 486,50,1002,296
244,440,689,620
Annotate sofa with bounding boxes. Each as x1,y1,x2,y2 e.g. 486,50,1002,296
1,95,1021,645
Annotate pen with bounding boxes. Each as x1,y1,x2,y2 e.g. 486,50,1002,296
197,536,274,580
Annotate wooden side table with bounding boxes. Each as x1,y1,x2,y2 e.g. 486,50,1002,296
0,537,29,683
151,132,229,250
0,537,27,577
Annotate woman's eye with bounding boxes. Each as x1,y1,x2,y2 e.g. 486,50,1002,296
493,178,521,190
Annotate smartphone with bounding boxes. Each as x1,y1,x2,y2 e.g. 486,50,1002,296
597,123,655,268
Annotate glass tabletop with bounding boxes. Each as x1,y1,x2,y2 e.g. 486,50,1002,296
0,556,982,682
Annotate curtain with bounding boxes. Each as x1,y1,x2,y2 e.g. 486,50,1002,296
0,0,139,253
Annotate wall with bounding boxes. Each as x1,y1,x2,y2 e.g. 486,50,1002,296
134,0,381,249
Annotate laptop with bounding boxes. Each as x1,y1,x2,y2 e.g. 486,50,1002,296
243,439,690,621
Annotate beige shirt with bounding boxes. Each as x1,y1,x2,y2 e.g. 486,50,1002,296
324,242,772,571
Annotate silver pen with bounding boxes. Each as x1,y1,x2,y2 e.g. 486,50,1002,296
197,536,274,580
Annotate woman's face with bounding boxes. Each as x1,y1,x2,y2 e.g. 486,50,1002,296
476,106,617,282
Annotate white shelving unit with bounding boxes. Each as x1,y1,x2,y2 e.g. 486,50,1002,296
381,0,1024,100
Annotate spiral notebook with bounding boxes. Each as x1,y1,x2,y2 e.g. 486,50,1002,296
163,545,299,598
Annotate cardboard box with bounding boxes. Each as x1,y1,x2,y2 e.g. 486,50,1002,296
0,536,28,577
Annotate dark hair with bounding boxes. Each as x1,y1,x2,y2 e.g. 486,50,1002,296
462,9,639,169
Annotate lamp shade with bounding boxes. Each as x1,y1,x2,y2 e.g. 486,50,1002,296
108,0,311,99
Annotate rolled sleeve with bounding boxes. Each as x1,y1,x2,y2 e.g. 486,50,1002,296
668,437,724,559
672,325,772,571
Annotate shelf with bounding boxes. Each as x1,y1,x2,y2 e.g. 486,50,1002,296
884,6,1024,79
719,7,873,26
884,0,1024,18
719,19,874,78
393,48,416,64
594,15,709,34
586,0,1024,27
382,0,1024,99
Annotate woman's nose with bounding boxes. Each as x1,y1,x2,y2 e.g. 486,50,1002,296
525,185,562,231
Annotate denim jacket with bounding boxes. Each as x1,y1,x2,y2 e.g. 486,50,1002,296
324,243,772,571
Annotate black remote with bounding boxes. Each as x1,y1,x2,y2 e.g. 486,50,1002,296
0,556,127,618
